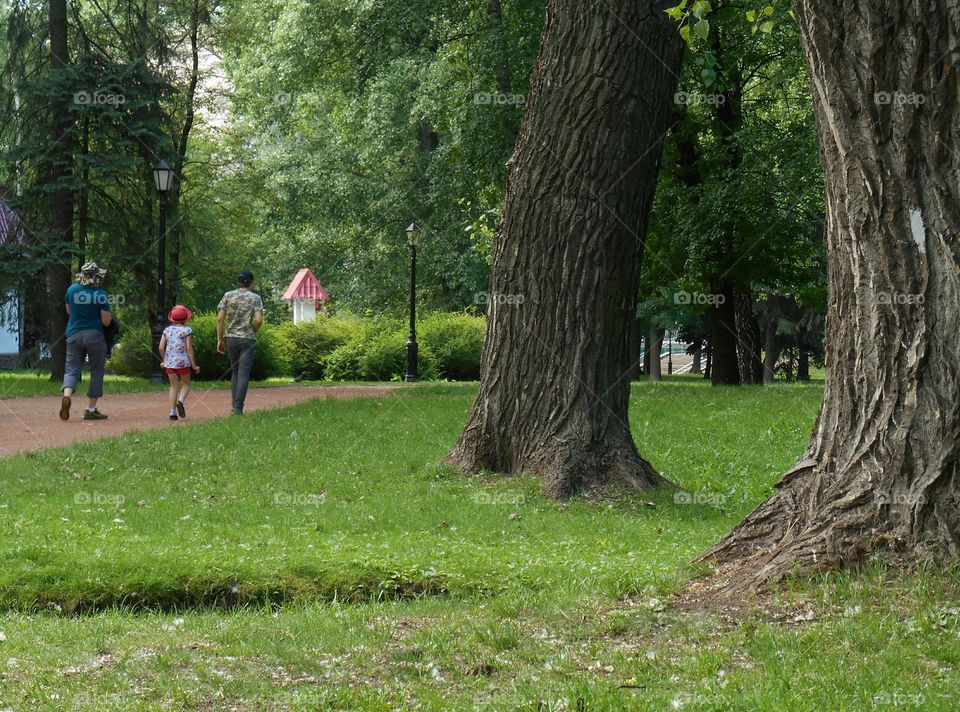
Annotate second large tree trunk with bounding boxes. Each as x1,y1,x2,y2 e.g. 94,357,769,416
445,0,682,497
703,0,960,590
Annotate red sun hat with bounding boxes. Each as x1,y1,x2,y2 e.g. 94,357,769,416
168,305,193,324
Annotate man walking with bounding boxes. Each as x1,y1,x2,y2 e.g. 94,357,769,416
60,261,112,421
216,270,263,415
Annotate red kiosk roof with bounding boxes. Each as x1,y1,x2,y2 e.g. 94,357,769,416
282,269,330,301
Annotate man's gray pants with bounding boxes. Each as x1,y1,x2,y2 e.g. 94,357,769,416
225,337,257,413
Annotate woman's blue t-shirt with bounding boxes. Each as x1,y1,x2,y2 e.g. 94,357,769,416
65,284,110,336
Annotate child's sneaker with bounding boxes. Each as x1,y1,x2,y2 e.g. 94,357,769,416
176,401,186,418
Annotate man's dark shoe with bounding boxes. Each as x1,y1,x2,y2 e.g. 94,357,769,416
176,401,186,418
59,396,71,421
231,409,244,416
83,409,108,421
169,414,179,421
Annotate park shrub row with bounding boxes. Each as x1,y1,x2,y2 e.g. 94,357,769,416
108,311,486,382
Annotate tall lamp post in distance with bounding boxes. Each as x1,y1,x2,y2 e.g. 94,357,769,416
667,329,674,375
150,160,174,384
404,222,420,382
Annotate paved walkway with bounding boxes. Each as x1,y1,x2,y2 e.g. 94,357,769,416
0,385,399,459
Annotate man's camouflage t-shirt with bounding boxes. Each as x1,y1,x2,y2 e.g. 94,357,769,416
217,289,263,339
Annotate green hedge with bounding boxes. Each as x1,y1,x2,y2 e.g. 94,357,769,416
108,311,484,382
418,312,485,381
324,320,440,382
108,313,288,381
276,318,362,380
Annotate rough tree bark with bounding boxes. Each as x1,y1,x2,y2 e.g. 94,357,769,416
445,0,683,496
702,0,960,589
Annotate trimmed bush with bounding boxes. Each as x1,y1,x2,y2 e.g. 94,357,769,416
418,312,485,380
277,318,362,380
324,321,438,381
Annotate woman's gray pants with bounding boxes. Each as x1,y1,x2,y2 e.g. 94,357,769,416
62,328,107,398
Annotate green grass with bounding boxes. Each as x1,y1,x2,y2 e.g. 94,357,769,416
0,381,957,710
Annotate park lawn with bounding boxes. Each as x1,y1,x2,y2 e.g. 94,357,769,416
0,381,957,710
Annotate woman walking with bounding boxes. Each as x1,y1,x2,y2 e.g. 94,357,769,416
60,262,112,421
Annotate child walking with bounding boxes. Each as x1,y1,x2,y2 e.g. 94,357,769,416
159,305,200,421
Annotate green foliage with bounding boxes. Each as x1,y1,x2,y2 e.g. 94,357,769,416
418,311,485,381
276,318,363,380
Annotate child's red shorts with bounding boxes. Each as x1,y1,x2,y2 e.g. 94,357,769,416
165,367,192,376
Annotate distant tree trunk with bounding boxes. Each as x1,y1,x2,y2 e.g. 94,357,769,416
702,0,960,590
762,320,778,384
703,342,712,379
77,115,89,269
648,324,664,382
710,283,739,384
691,341,702,374
169,0,201,305
487,0,519,148
446,0,682,496
797,346,810,381
47,0,74,381
735,291,763,384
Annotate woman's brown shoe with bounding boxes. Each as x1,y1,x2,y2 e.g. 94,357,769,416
59,396,71,421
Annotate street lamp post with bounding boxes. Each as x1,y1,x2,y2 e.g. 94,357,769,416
404,222,420,382
667,329,674,375
150,160,174,384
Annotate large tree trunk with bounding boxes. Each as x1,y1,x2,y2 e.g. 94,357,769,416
691,341,702,374
445,0,682,497
46,0,73,381
702,0,960,590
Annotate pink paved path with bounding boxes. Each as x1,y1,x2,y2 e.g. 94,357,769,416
0,385,399,459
